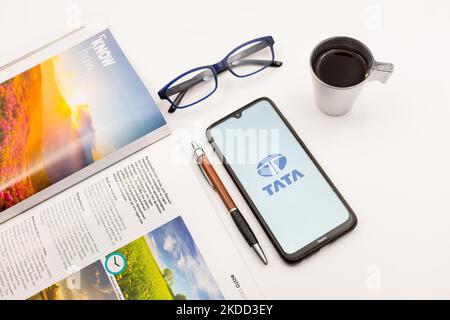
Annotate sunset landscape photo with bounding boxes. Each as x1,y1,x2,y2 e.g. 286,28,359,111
0,58,94,212
0,29,166,214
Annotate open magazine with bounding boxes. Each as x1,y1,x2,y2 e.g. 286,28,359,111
0,19,169,224
0,19,263,300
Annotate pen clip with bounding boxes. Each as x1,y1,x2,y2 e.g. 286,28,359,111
197,161,215,190
192,141,215,190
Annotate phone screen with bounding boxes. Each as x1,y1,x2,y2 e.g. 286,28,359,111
209,99,352,255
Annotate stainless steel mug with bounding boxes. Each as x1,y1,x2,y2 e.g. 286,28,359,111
310,36,394,116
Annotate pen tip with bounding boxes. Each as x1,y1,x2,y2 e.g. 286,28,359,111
252,244,268,265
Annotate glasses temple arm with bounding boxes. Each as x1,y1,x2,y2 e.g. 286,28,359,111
168,89,188,113
229,41,269,61
228,41,282,67
233,59,283,67
166,70,211,97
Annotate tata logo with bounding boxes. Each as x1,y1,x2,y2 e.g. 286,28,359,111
257,154,287,177
257,154,304,196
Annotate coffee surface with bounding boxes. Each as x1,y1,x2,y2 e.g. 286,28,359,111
314,49,368,87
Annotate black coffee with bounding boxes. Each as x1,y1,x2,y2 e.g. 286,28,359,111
313,49,369,87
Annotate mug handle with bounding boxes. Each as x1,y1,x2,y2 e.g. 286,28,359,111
368,61,394,83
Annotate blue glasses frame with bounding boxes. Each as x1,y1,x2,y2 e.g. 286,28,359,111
158,36,282,113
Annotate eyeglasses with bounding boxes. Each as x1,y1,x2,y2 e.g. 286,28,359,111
158,36,282,113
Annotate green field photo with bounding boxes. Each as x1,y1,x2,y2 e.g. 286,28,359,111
114,237,174,300
111,217,223,300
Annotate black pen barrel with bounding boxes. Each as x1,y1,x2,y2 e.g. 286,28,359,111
230,208,258,246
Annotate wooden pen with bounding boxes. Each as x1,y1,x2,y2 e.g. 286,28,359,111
192,141,268,265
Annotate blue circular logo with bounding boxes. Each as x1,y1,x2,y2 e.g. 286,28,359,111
257,154,287,177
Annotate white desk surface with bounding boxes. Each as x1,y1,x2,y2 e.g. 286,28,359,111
2,0,450,299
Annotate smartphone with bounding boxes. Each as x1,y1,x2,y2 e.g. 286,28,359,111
206,97,357,262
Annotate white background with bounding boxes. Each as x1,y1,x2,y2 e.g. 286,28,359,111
1,0,450,299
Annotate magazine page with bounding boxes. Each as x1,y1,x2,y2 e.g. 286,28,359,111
0,19,169,224
0,138,263,300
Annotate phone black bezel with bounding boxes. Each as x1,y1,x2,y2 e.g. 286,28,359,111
206,97,357,263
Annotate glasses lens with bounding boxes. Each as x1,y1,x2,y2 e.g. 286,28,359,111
227,40,274,76
166,68,216,108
